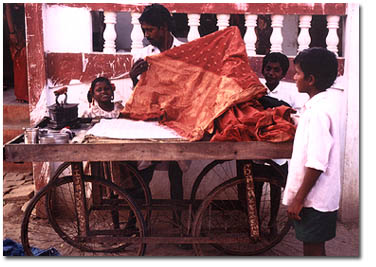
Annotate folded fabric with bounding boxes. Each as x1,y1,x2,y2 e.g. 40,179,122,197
211,101,296,142
121,26,266,141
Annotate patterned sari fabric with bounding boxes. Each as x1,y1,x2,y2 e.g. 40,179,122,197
121,26,295,142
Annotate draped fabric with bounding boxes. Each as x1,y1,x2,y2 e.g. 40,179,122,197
121,26,295,142
211,101,296,142
10,46,28,102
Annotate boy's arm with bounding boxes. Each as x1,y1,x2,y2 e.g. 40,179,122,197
287,167,323,220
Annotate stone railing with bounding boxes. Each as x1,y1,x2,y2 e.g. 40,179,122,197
58,3,346,57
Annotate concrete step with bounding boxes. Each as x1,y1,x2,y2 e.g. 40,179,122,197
3,124,25,144
3,103,30,125
3,161,33,173
3,102,32,173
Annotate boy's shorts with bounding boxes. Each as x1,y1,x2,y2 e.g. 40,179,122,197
294,207,338,243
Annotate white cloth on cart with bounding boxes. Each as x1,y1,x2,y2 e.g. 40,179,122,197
85,118,184,140
85,119,191,172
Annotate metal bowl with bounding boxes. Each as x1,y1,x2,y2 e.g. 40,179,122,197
39,133,69,144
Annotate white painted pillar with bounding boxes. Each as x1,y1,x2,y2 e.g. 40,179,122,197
131,12,144,53
187,14,201,41
103,11,117,53
326,15,340,55
297,15,312,52
244,15,257,56
217,14,230,30
270,15,284,53
339,4,359,223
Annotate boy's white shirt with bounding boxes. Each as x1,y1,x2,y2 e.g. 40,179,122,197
282,89,341,212
259,78,309,112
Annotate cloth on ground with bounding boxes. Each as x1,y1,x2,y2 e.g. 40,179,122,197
3,238,60,256
121,26,295,142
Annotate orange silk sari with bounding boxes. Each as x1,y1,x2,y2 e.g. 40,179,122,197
121,26,295,142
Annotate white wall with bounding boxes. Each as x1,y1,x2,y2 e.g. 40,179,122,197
339,3,359,222
44,5,92,53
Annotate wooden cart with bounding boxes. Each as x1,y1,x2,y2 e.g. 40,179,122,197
3,120,293,256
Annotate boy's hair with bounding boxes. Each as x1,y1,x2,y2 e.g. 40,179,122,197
294,47,338,91
87,76,113,103
262,52,290,76
139,3,175,32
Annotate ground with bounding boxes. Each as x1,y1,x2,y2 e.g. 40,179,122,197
3,171,359,256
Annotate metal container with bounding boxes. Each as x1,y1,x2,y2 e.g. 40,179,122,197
39,133,69,144
24,128,39,144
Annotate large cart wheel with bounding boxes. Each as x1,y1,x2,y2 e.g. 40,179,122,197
190,160,234,209
21,175,147,256
191,177,291,256
86,161,152,227
52,161,152,231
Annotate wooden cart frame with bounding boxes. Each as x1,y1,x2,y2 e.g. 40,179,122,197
4,127,293,256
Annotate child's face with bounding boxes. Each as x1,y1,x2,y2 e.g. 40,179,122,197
294,63,310,94
263,62,284,87
93,81,113,104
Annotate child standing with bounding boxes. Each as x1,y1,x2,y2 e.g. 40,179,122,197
253,52,308,237
282,47,341,256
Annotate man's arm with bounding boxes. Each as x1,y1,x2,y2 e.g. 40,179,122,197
287,167,322,220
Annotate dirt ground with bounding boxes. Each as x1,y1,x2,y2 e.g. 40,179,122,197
3,200,359,257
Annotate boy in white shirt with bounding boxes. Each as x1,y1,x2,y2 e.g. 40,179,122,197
282,47,341,256
253,52,308,237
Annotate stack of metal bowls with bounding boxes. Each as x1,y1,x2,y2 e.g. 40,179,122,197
39,132,70,144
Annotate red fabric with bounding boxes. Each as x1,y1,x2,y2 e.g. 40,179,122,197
211,101,296,142
122,26,295,142
10,46,28,102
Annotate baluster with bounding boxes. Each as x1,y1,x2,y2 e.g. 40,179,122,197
297,15,312,52
244,15,257,56
270,15,284,53
217,14,230,30
326,15,340,55
187,14,201,41
103,12,117,53
131,12,144,53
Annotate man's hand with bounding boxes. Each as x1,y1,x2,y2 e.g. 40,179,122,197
129,59,149,87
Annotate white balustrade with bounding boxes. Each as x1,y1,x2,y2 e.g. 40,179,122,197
270,15,284,53
217,14,230,30
297,15,312,52
131,12,144,53
103,11,117,53
326,15,340,55
187,14,201,41
244,15,257,56
100,9,342,58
